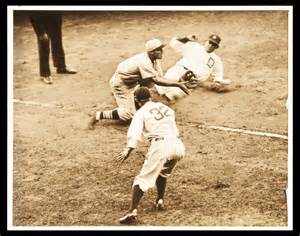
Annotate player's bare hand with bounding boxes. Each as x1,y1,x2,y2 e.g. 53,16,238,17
178,82,190,95
186,81,198,89
120,111,133,121
186,34,198,41
115,148,131,163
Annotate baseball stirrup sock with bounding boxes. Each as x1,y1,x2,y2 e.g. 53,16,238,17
156,175,167,201
96,110,120,120
130,185,144,211
111,109,120,119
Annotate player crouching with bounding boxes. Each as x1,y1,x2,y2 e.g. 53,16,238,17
115,87,186,224
87,38,189,130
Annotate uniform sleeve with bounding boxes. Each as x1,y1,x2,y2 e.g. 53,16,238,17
154,59,164,77
211,56,224,82
169,37,196,58
138,64,159,79
169,37,185,53
126,111,144,149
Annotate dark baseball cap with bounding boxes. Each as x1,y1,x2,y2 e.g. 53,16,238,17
134,87,151,102
208,34,221,48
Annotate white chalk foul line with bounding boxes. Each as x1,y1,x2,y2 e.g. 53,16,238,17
13,99,60,108
194,123,288,140
13,99,64,108
13,99,288,140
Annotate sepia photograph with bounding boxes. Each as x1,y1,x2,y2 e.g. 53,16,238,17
7,5,292,230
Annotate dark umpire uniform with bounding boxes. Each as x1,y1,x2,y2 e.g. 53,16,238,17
29,11,76,83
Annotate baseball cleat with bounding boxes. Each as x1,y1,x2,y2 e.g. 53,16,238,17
88,114,98,130
119,209,138,224
156,199,165,211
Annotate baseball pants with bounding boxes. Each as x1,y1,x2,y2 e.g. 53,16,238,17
109,74,138,121
133,135,185,192
155,65,188,100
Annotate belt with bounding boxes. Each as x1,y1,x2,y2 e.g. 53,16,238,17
149,137,165,142
153,137,164,141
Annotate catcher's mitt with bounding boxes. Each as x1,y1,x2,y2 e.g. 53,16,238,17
180,70,198,89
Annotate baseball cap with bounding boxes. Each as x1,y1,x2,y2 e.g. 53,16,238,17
145,39,166,52
134,87,151,102
208,34,221,48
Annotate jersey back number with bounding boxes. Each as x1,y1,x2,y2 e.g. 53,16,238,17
149,106,171,121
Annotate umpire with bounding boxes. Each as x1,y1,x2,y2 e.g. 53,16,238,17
29,11,77,84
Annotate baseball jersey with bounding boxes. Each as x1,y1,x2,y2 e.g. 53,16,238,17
112,52,163,89
126,101,180,148
169,37,224,82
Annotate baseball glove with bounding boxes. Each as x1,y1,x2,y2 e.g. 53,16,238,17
180,70,198,89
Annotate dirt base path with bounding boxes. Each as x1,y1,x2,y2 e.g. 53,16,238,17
11,10,288,227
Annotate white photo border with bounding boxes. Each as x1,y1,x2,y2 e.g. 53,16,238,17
7,5,293,231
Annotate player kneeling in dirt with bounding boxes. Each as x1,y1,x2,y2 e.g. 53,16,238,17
115,87,186,224
155,33,232,101
88,39,189,129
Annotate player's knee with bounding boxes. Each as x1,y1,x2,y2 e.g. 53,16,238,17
159,159,178,178
118,109,133,121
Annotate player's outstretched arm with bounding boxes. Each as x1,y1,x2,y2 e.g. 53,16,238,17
115,147,134,163
175,34,198,43
152,77,190,95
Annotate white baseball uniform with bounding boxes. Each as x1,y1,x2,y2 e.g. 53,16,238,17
155,37,225,100
109,52,163,120
126,101,185,192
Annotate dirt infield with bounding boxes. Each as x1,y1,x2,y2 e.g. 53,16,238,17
11,10,289,227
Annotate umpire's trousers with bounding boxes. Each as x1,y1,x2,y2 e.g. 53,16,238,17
30,12,66,77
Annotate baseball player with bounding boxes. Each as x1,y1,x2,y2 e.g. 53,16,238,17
88,39,190,129
116,87,186,224
155,34,231,100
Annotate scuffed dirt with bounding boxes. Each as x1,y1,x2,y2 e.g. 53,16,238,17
12,11,288,227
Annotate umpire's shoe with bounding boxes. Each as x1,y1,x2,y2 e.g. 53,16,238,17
56,67,77,74
40,76,53,84
119,209,138,224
